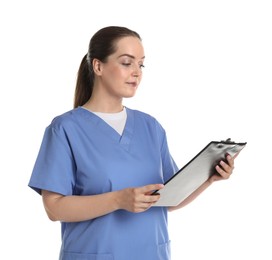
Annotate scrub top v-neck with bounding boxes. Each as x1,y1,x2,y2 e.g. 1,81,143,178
29,107,178,260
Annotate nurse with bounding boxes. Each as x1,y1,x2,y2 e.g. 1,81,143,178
28,26,237,260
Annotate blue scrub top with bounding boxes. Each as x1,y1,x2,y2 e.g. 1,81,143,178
29,107,178,260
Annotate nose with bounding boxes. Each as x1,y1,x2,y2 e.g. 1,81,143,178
132,64,142,77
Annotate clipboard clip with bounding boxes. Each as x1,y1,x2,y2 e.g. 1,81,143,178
222,138,235,144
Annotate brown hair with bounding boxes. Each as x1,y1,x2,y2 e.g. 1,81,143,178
73,26,141,108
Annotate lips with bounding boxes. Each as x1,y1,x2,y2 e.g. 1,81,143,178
126,82,137,87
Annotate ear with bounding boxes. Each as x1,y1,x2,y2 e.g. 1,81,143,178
92,58,103,75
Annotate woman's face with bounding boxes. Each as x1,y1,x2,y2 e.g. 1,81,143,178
97,36,145,99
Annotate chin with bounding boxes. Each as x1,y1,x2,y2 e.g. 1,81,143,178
123,90,137,98
123,94,136,99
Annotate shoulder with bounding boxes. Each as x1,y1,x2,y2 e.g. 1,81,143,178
48,107,82,131
127,107,156,122
127,107,166,133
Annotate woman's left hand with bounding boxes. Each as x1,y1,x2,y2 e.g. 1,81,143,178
209,153,238,183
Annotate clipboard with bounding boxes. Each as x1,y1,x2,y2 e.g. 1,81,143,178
152,139,247,207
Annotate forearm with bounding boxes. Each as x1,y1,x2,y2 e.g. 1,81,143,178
42,183,164,222
42,190,121,222
168,179,213,212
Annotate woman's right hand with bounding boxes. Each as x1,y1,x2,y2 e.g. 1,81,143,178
116,184,164,213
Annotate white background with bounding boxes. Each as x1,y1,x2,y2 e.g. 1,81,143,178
1,0,271,259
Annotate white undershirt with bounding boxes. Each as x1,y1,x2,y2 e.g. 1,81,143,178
90,107,127,135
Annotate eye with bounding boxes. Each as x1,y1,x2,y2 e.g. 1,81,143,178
139,64,145,69
122,63,131,66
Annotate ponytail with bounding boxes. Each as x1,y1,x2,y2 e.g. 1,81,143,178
73,54,94,108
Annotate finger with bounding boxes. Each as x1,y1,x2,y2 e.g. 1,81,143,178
233,151,240,160
140,184,164,194
133,197,160,212
219,160,232,174
135,202,154,212
215,165,227,177
215,163,231,178
226,154,234,168
144,193,161,203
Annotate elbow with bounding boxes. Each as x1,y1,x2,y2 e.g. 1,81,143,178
42,190,63,222
44,207,60,222
46,211,59,222
167,206,176,212
167,207,173,212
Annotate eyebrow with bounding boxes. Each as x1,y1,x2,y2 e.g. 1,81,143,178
117,54,145,60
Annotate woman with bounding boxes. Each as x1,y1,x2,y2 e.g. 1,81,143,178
28,26,236,260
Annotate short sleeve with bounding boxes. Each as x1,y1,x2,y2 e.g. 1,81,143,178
28,124,76,196
155,120,179,182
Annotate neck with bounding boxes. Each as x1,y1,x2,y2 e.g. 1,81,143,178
83,82,125,113
83,98,123,113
